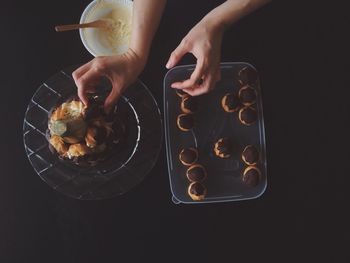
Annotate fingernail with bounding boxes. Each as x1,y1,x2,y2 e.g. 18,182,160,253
166,60,172,69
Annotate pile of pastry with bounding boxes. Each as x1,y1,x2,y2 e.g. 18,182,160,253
47,96,124,166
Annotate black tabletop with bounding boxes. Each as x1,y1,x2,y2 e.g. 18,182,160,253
1,0,349,262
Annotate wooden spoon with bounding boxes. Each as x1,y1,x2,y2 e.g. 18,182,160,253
55,19,113,32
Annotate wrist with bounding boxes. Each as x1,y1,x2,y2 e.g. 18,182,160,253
200,15,227,35
125,47,147,73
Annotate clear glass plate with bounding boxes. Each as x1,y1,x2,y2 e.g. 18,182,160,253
23,65,163,200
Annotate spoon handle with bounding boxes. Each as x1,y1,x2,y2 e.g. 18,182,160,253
55,22,98,32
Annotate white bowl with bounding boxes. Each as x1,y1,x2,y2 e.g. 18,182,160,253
80,0,133,57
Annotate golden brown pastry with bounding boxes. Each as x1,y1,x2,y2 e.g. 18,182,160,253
177,113,194,131
242,166,262,187
179,147,198,166
186,164,207,182
238,66,258,86
221,93,240,113
66,143,91,159
242,145,259,165
175,89,188,98
49,135,68,156
238,85,257,106
214,137,232,158
188,182,207,201
180,96,197,114
238,107,257,126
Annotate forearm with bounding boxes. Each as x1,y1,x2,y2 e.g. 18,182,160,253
129,0,167,64
201,0,271,31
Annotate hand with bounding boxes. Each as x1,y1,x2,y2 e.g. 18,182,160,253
72,48,145,112
166,19,224,96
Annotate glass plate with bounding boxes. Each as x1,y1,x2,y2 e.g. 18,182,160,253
23,65,163,200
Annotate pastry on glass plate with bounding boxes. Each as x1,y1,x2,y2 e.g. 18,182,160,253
47,96,125,166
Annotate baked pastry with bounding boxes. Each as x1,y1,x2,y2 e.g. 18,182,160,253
242,166,262,187
186,164,207,182
238,107,257,126
242,145,259,165
47,96,125,166
179,147,198,166
177,113,194,131
221,93,240,112
176,89,188,98
214,137,231,158
238,66,258,86
180,96,197,114
188,182,207,201
238,85,257,106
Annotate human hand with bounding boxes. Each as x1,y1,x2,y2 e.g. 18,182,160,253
72,48,145,113
165,19,224,96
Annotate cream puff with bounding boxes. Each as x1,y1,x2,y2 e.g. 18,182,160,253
238,85,257,106
242,166,262,187
221,93,240,113
186,164,207,182
238,107,257,126
177,113,194,131
214,137,232,158
180,96,197,114
238,66,258,86
179,147,198,166
188,182,207,201
242,145,259,165
175,89,188,98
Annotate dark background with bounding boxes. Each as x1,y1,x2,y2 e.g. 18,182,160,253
1,0,349,262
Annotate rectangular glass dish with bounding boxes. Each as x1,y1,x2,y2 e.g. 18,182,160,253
164,62,267,204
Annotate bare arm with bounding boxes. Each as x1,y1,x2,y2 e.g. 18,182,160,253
130,0,166,65
73,0,166,112
166,0,271,96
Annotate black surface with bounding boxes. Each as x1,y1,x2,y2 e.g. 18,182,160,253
1,0,349,262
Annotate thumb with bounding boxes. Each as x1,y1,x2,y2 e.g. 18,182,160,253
104,82,122,113
166,43,188,69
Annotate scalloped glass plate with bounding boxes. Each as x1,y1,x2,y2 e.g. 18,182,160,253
23,65,162,200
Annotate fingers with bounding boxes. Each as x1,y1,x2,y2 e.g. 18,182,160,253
75,69,100,106
171,58,206,89
104,81,123,113
72,61,93,82
180,67,220,96
166,42,188,69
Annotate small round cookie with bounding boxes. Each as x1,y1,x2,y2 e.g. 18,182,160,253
177,113,194,131
176,89,188,98
221,93,240,113
186,164,207,182
181,96,197,114
242,166,262,187
179,147,198,166
214,137,231,158
188,182,207,201
238,85,257,106
238,107,257,126
242,145,259,165
238,66,258,86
